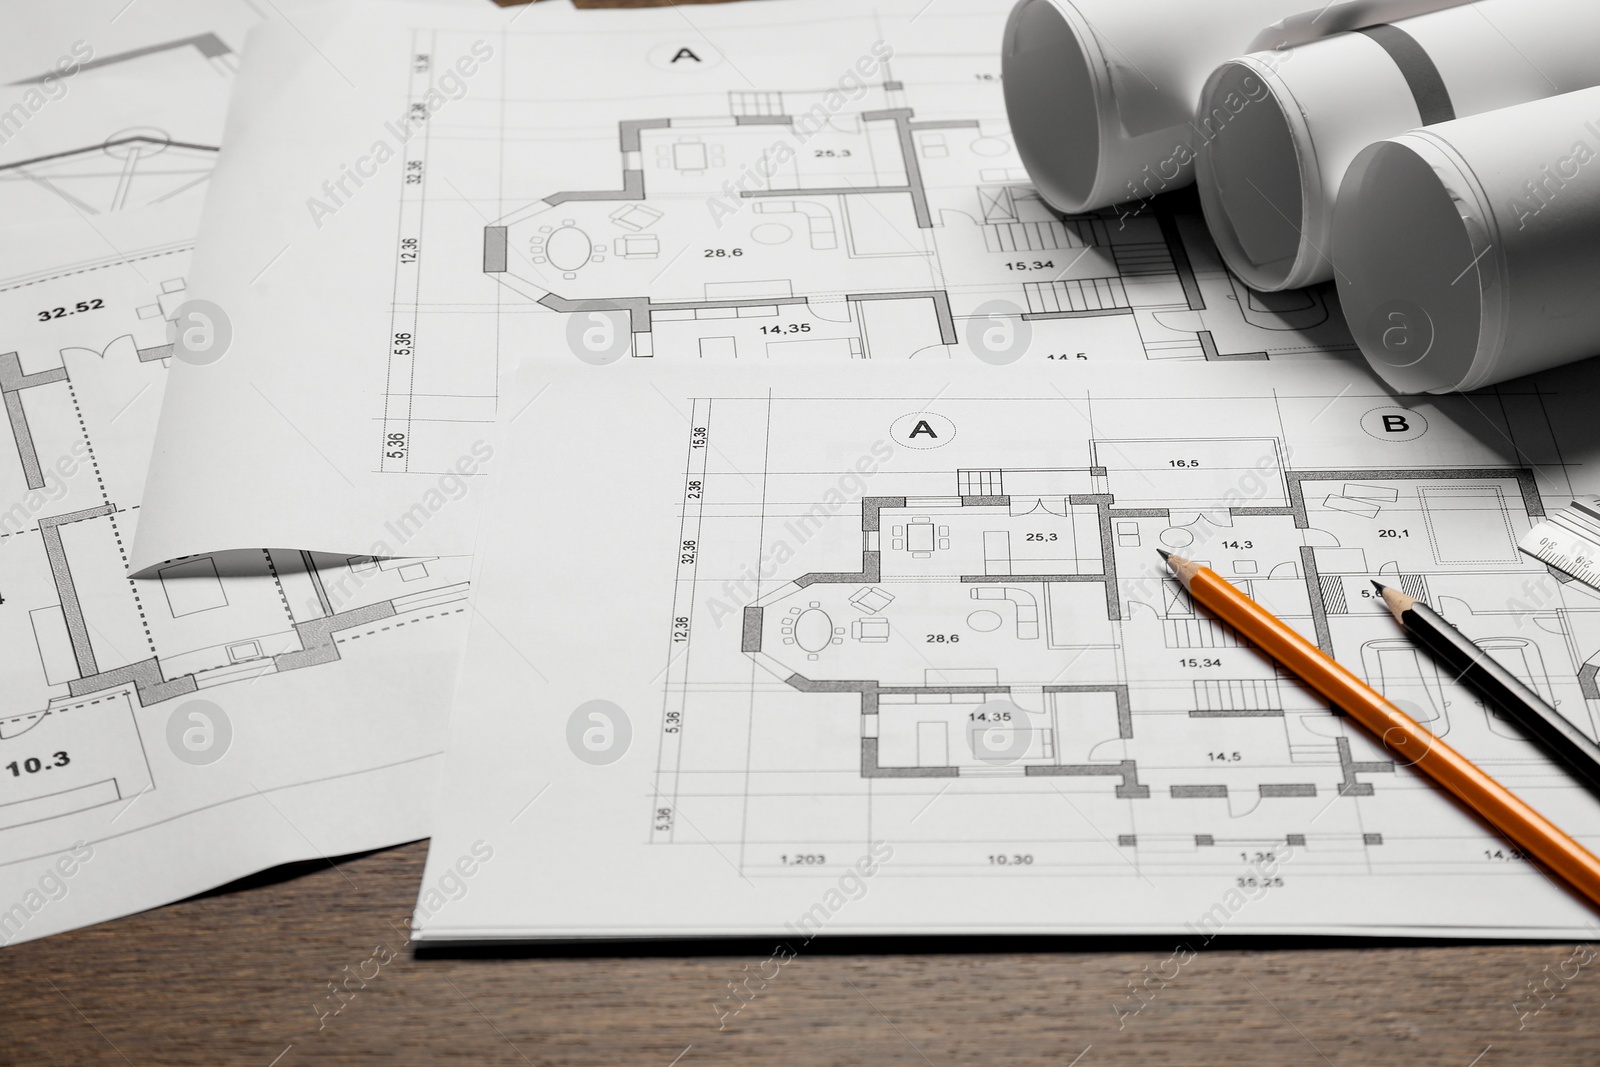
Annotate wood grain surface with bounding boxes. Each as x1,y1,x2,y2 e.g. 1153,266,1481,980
8,2,1600,1064
5,840,1600,1065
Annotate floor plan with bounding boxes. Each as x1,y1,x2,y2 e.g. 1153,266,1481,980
481,37,1355,366
413,360,1600,940
0,30,236,230
129,0,1369,565
743,466,1569,802
647,374,1600,881
0,239,470,879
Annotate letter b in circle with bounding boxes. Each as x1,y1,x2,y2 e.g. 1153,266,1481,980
1361,406,1427,442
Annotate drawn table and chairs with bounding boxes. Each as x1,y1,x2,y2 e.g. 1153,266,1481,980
780,602,846,660
775,517,1031,659
890,516,950,558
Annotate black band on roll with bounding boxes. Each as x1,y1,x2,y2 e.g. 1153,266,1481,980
1357,24,1457,125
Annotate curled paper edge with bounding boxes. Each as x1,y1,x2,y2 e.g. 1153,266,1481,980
1247,0,1476,52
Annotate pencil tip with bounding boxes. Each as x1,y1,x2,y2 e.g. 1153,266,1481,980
1371,581,1388,594
1156,549,1172,561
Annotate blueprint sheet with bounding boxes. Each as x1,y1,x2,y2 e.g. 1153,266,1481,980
0,0,335,238
414,356,1600,941
131,0,1358,567
0,7,477,945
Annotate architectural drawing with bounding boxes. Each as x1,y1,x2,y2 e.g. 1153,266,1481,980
0,34,234,221
482,79,1355,365
0,249,467,837
390,2,1600,941
649,381,1600,877
411,359,1600,940
742,466,1562,796
130,0,1376,564
0,4,480,946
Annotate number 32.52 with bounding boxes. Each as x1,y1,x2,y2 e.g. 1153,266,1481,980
38,299,104,321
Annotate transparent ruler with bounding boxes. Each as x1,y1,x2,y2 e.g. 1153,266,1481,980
1519,497,1600,589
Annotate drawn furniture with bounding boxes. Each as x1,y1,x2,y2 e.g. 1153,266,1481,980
618,234,660,259
851,617,890,642
793,607,834,653
752,199,838,249
983,530,1012,575
849,586,894,613
971,586,1040,640
906,521,935,556
608,202,662,231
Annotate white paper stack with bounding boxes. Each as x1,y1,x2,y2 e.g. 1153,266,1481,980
11,0,1600,953
0,0,484,948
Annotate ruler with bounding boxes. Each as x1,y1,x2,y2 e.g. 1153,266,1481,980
1519,497,1600,589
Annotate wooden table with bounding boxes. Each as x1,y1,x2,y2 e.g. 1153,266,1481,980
5,840,1598,1065
8,2,1600,1062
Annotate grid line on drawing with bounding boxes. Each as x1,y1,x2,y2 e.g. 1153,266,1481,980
643,386,1600,880
736,393,776,874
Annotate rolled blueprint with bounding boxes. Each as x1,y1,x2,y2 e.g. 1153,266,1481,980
1246,0,1473,50
1332,87,1600,393
1196,0,1600,291
1000,0,1471,215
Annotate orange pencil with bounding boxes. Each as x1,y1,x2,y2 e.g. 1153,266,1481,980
1161,550,1600,912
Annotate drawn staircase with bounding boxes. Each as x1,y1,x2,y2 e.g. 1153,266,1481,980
1024,278,1130,315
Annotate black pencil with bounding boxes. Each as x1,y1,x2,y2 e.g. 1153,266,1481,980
1374,582,1600,799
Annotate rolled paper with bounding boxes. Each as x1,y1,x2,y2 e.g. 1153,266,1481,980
1000,0,1471,216
1195,0,1600,292
1246,0,1474,51
1333,86,1600,393
1001,0,1313,215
